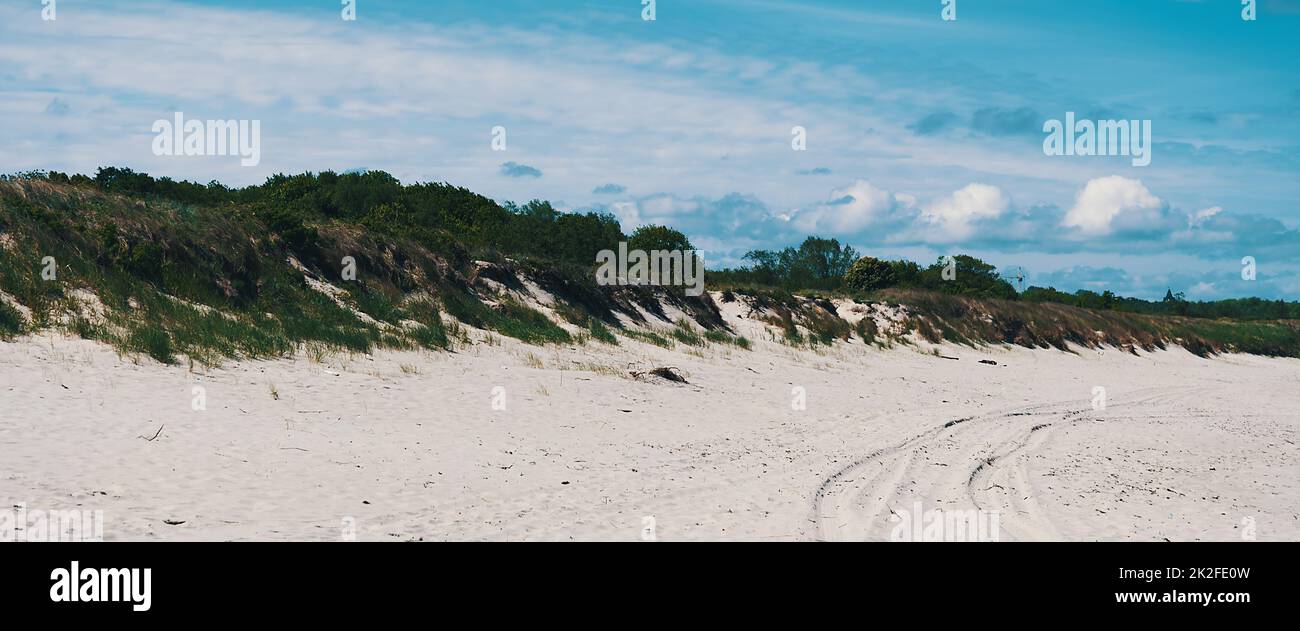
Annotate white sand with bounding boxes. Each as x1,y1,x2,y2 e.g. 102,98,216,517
2,309,1297,541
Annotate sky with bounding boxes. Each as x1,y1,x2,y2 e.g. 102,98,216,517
2,0,1299,300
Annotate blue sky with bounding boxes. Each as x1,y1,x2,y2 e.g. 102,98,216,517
3,0,1299,299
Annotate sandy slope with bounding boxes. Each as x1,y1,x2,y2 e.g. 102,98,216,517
2,313,1297,541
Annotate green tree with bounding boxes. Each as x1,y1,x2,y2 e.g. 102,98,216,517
739,236,858,290
628,225,694,253
795,237,859,283
843,256,897,293
920,255,1017,299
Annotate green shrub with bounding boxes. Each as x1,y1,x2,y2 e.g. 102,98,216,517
854,316,878,343
803,309,851,345
844,256,896,293
0,300,23,337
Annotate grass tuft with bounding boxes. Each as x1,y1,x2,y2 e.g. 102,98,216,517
0,300,22,338
127,324,174,364
623,328,674,349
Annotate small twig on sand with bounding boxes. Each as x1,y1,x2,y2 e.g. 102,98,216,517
138,425,165,442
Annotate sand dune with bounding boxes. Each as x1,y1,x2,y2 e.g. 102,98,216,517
2,305,1297,541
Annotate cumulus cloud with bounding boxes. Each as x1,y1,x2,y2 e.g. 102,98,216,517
919,183,1010,241
786,180,911,235
776,180,1024,246
601,176,1300,277
1176,210,1300,257
1062,176,1167,236
592,183,626,194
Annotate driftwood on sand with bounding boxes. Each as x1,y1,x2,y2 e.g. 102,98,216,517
630,366,689,383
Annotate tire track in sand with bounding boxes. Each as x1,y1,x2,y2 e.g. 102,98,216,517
966,386,1208,541
810,386,1194,541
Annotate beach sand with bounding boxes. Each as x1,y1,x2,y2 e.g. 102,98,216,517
2,305,1297,541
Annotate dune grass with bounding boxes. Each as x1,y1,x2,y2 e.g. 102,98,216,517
553,302,619,345
441,288,571,345
670,318,706,347
622,328,674,349
704,327,751,349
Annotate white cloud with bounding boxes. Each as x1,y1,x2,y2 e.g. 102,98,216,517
787,180,906,235
1062,176,1163,236
919,183,1009,241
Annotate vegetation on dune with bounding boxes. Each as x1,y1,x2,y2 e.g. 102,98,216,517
1,167,1297,364
714,236,1299,321
717,236,859,291
872,288,1300,358
0,169,729,364
711,235,1300,357
552,303,618,345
